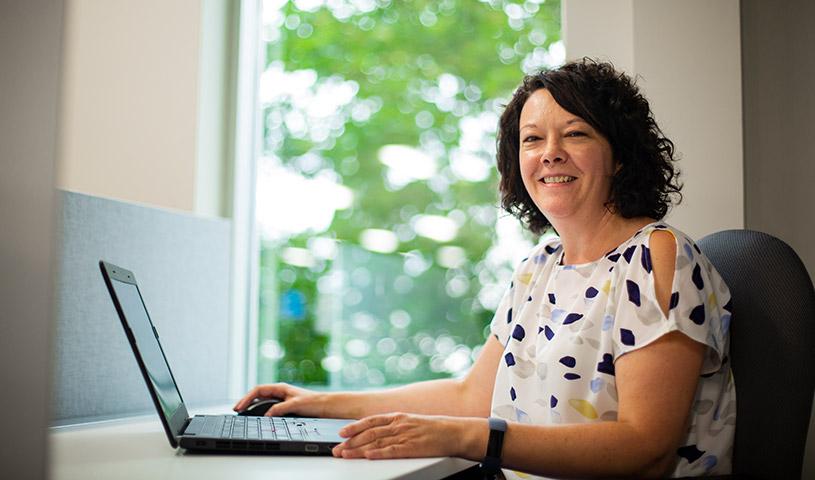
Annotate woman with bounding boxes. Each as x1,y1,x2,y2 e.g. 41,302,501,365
235,59,736,478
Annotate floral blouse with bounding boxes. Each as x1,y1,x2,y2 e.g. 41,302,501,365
489,222,736,478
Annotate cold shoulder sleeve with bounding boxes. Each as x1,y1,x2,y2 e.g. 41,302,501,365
610,228,732,375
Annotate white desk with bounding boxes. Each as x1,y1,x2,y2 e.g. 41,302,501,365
49,415,476,480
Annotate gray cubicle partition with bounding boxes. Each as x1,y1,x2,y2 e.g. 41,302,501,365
53,190,233,424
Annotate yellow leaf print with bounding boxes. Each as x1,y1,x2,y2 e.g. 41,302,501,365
569,399,598,419
601,279,611,295
708,291,717,308
518,273,533,285
511,471,531,479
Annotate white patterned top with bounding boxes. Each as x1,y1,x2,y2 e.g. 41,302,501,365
489,222,736,478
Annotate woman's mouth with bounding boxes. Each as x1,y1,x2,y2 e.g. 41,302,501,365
540,175,577,184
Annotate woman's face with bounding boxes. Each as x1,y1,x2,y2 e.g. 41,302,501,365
518,89,616,224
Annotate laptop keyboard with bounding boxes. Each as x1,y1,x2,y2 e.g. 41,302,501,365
186,415,308,441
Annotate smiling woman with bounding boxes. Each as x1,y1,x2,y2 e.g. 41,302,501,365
241,59,736,478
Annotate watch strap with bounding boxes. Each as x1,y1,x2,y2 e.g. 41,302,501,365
482,417,507,474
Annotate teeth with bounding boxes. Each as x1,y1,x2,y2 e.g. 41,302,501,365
542,176,576,184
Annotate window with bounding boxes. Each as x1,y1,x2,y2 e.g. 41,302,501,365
252,0,562,388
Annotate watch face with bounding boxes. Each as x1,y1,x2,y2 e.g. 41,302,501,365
489,417,508,431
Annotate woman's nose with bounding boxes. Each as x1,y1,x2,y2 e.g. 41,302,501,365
540,139,566,165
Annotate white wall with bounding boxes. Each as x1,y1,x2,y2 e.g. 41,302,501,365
57,0,234,217
563,0,744,240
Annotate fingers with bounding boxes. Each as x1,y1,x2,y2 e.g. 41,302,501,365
333,414,408,458
265,398,296,417
339,424,394,451
333,428,401,459
364,444,407,459
232,383,289,412
332,414,451,461
339,413,400,438
232,386,261,411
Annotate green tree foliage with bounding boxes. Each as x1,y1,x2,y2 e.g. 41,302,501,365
257,0,561,386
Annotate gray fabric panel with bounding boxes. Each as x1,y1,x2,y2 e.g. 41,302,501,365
53,190,232,424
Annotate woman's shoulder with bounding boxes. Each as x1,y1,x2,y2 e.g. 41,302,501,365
624,221,700,253
624,221,725,283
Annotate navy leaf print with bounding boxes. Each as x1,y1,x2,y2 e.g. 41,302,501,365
506,307,513,324
544,325,555,340
548,293,556,304
510,387,517,401
669,291,680,310
585,287,599,298
692,264,704,290
559,356,576,368
512,324,526,341
563,313,584,325
626,280,641,307
504,352,516,366
622,245,637,263
641,245,652,273
597,353,616,376
564,373,581,380
550,395,558,408
689,304,705,325
620,328,636,346
677,445,705,463
607,253,621,263
545,244,558,254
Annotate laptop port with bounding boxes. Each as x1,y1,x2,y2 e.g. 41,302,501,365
215,441,230,449
305,444,319,453
249,442,264,450
195,440,207,447
266,443,280,451
232,441,247,449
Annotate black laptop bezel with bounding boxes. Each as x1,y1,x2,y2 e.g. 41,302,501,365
99,260,190,448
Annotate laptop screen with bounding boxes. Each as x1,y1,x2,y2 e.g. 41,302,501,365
110,278,184,424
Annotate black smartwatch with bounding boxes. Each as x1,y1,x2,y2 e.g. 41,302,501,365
481,417,508,475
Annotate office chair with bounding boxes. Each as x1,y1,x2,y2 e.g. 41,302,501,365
698,229,815,479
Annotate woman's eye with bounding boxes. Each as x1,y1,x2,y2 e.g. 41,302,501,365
566,131,587,137
522,135,541,143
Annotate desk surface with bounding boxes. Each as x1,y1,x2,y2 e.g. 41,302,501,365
49,415,475,480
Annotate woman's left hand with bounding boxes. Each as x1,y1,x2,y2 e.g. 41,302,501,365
332,413,474,460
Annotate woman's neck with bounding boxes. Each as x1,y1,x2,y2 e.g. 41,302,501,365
552,211,653,265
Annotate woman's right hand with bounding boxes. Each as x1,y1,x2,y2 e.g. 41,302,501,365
232,383,329,418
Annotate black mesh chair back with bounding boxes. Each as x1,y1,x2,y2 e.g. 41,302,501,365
698,229,815,479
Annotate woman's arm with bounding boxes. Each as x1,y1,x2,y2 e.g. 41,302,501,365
233,334,505,419
335,230,705,477
335,330,705,478
460,331,705,477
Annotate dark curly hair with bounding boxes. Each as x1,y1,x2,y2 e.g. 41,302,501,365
496,58,682,235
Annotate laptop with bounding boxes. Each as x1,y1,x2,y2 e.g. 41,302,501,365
99,260,353,454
